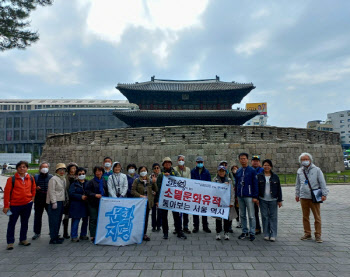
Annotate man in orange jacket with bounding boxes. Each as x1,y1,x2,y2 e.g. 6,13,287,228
3,161,36,250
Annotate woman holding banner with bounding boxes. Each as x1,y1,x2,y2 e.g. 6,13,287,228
212,165,236,240
131,166,158,241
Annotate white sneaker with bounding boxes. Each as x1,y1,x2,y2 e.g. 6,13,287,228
270,237,276,242
224,232,229,240
216,233,221,240
264,236,270,241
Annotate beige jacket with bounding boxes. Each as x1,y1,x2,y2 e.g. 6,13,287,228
46,175,67,204
174,166,191,179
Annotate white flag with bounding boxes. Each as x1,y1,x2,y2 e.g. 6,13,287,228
95,197,147,246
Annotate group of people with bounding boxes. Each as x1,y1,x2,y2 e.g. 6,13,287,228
2,152,329,250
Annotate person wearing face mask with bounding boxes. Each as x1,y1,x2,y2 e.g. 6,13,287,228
132,166,158,241
295,152,328,243
191,156,212,233
107,162,128,198
46,163,67,244
155,157,186,240
62,162,78,239
126,164,139,197
174,155,191,234
150,163,162,232
69,167,89,242
32,162,53,240
85,166,108,242
213,165,237,241
102,157,113,182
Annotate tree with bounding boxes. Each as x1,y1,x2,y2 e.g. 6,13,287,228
0,0,53,51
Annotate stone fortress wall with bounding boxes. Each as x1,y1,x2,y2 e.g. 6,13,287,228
41,125,344,175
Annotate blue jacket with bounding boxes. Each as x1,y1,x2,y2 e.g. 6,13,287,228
69,180,88,218
235,166,258,198
254,166,264,174
190,167,211,181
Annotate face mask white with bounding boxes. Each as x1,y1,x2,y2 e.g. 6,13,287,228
178,161,185,166
301,161,310,167
140,171,148,177
104,162,111,168
78,175,86,180
40,168,49,174
128,168,135,174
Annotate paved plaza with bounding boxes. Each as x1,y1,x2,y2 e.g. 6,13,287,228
0,175,349,277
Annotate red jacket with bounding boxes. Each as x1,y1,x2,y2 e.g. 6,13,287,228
4,173,36,208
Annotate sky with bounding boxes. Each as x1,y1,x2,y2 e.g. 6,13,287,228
1,0,350,128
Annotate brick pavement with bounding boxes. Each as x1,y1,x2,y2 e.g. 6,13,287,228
0,175,350,277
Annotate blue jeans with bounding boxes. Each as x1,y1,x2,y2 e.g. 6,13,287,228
260,199,278,238
6,202,33,244
71,217,88,239
48,201,64,240
237,197,256,235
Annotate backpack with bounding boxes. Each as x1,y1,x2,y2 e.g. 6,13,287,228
11,175,34,198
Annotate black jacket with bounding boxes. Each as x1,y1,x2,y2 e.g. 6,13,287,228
85,178,108,208
257,171,283,202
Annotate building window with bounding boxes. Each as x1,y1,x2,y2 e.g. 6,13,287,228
6,117,12,128
340,114,344,117
14,130,20,141
340,120,344,123
341,131,345,133
340,125,345,128
6,131,12,141
21,130,28,140
14,117,20,128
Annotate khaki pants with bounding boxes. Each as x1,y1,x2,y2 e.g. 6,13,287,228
300,198,321,237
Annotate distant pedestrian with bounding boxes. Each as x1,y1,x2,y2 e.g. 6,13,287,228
69,167,89,242
46,163,67,245
32,161,53,240
132,166,158,241
257,159,283,241
85,166,108,243
235,153,258,241
3,161,36,250
213,165,236,240
295,153,328,243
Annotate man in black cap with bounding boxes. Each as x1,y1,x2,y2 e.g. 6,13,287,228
190,156,212,233
251,155,263,235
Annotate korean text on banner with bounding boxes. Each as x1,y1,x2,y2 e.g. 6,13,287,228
159,176,231,219
95,197,147,246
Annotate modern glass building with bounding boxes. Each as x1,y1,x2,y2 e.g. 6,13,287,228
0,99,137,158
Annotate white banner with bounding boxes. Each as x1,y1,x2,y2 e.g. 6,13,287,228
95,197,147,246
159,176,231,219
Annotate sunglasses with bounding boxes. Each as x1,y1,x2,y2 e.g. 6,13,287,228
78,173,85,176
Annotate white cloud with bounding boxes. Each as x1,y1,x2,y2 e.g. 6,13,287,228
285,57,350,84
15,45,81,85
85,0,208,44
251,8,270,19
234,30,270,56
